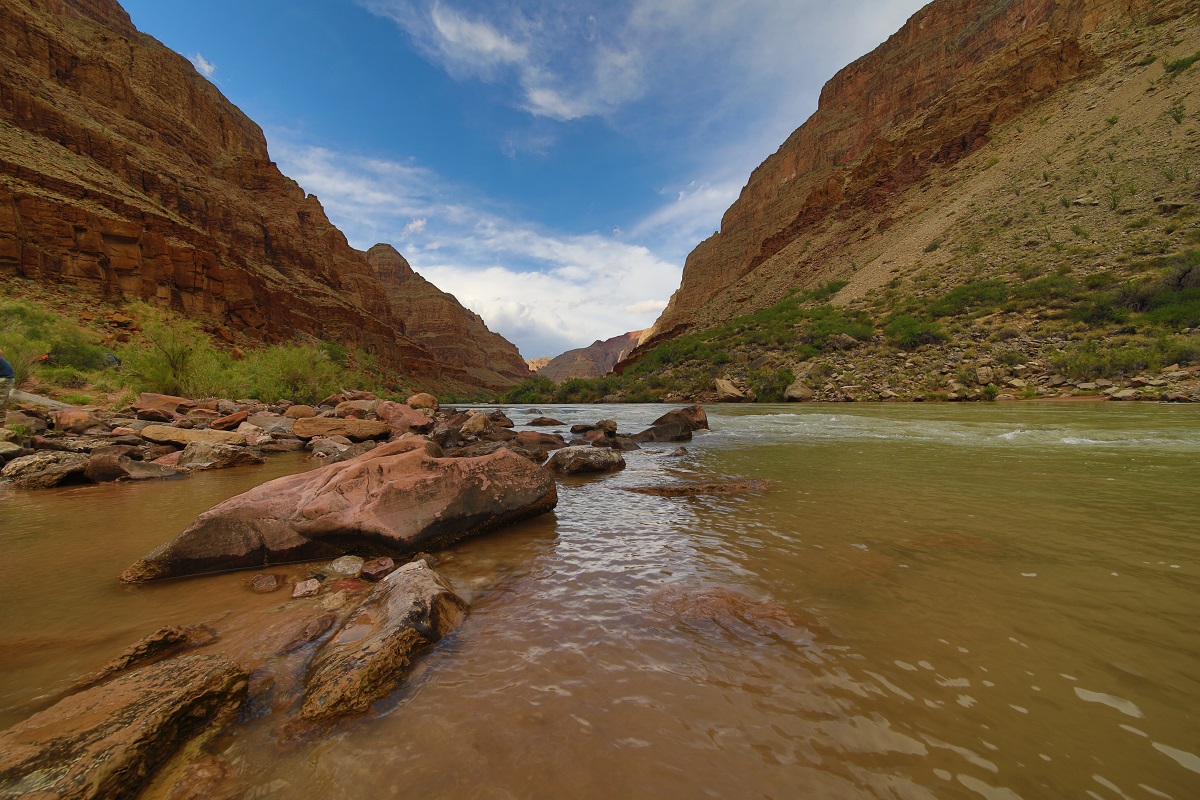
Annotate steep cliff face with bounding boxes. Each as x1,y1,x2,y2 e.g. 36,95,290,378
0,0,445,377
365,244,531,389
637,0,1188,355
535,331,642,383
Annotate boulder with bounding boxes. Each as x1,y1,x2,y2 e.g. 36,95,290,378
514,430,568,450
248,414,295,434
405,392,439,412
208,411,248,431
177,442,266,471
335,399,377,419
326,555,365,578
140,425,246,447
121,440,558,582
544,445,626,475
292,579,321,598
632,423,693,443
84,453,181,483
651,405,709,431
132,392,195,420
361,557,395,582
4,411,47,434
486,411,515,429
784,381,815,402
715,379,755,402
284,404,317,420
527,416,564,426
376,400,434,434
1,451,90,488
290,417,390,441
0,441,23,459
459,412,492,437
259,438,307,453
301,562,467,720
52,408,105,434
0,654,247,800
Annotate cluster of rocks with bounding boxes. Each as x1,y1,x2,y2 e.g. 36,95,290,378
0,399,715,798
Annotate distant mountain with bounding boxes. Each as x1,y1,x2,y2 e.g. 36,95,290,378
535,331,643,383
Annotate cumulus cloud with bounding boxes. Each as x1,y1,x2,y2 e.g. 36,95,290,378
190,52,216,78
271,138,681,358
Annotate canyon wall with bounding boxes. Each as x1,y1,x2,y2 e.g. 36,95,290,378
632,0,1188,359
0,0,526,388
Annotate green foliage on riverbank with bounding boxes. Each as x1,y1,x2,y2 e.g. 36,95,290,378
0,299,400,406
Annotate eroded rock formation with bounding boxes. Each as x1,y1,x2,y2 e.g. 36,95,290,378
365,244,531,388
0,0,522,389
628,0,1189,361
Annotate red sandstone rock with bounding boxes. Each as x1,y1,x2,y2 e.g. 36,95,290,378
301,561,466,720
405,392,439,411
514,430,568,450
283,404,317,419
361,556,396,582
376,400,435,435
290,417,390,441
120,440,558,582
0,654,247,800
652,405,709,432
208,410,248,430
52,408,104,434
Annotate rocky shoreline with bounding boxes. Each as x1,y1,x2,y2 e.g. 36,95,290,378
0,395,711,799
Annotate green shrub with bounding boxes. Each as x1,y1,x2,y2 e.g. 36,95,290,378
928,279,1010,317
981,383,999,401
1164,51,1200,75
501,376,556,404
886,316,949,349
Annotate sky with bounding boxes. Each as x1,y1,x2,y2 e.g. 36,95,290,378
120,0,928,359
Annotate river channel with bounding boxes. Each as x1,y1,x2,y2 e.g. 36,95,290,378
2,402,1198,799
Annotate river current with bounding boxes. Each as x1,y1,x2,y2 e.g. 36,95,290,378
2,402,1198,799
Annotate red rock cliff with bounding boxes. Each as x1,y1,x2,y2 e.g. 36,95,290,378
365,244,531,389
638,0,1183,352
536,330,642,383
0,0,450,378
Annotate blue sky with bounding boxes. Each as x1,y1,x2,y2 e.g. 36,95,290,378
121,0,927,358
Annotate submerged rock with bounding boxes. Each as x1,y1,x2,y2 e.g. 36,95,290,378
0,654,247,800
301,561,467,721
623,479,769,497
121,440,557,582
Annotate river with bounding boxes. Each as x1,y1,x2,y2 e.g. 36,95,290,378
2,402,1198,799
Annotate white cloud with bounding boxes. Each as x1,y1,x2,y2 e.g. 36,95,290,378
271,137,681,358
190,53,216,78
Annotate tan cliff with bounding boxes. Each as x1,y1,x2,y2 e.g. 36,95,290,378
0,0,491,387
631,0,1192,361
364,244,531,389
535,331,642,383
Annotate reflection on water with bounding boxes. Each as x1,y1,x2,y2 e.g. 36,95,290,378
1,403,1198,799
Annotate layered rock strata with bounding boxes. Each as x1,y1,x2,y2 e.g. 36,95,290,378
629,0,1188,361
365,244,530,388
536,330,642,382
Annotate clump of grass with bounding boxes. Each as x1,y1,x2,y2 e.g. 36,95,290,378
928,279,1010,317
1164,52,1200,75
885,315,949,350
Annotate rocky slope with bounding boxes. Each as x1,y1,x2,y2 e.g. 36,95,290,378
630,0,1196,359
0,0,520,392
365,244,530,389
535,330,642,383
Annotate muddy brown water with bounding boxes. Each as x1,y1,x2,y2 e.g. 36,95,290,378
2,403,1198,799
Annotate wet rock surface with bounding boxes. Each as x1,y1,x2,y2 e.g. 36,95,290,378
0,654,247,800
301,562,467,721
545,445,626,475
121,441,558,582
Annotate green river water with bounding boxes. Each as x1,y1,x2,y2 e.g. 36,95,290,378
1,402,1197,799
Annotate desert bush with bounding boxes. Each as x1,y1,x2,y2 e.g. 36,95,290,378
929,280,1010,317
501,376,556,404
886,316,949,350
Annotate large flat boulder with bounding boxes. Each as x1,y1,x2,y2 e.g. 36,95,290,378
0,654,246,800
177,442,265,471
140,425,246,447
301,561,466,720
1,451,89,488
121,440,558,582
290,417,391,441
544,445,625,474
